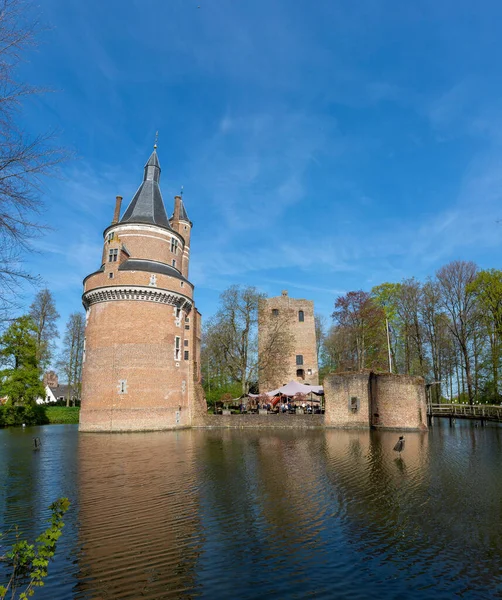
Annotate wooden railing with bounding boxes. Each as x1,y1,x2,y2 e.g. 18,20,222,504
428,403,502,422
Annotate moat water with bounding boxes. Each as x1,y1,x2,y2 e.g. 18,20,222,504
0,422,501,599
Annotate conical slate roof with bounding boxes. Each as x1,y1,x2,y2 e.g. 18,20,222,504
179,197,190,222
171,196,191,223
120,149,171,229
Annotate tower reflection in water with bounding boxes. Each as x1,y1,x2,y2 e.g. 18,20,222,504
75,431,202,600
74,426,502,599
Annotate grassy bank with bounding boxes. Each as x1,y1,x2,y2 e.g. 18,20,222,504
45,406,80,424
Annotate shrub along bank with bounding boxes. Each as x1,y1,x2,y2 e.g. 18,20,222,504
0,403,49,427
0,405,80,427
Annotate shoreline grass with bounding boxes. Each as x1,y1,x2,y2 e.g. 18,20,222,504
45,406,80,424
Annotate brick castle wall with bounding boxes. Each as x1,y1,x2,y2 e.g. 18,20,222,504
324,372,428,431
324,373,371,429
80,299,194,432
371,374,427,430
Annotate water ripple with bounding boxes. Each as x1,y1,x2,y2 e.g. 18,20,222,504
1,422,502,598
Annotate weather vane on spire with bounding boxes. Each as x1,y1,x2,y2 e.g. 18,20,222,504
180,185,184,197
154,131,158,149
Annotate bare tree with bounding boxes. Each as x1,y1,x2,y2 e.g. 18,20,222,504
28,288,59,369
0,0,68,318
436,261,478,403
202,286,294,396
205,286,263,396
57,312,85,406
314,313,326,365
258,302,294,390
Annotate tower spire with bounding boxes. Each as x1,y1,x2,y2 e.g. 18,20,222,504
154,130,158,149
119,147,171,229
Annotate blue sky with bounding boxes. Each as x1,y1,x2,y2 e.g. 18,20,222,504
16,0,502,337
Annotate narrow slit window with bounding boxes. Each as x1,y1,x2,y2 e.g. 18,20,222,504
296,355,303,366
175,336,181,360
172,259,176,268
298,310,304,322
184,350,189,360
171,238,178,253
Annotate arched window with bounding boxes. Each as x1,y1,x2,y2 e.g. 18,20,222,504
298,310,304,322
296,369,305,380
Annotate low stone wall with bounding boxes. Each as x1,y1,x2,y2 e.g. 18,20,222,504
323,371,428,431
372,373,427,430
79,407,190,432
194,414,324,429
324,373,371,429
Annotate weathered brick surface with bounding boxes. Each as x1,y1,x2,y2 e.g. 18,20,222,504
324,373,371,428
258,291,319,391
323,372,428,431
80,197,205,432
371,374,427,430
101,223,186,272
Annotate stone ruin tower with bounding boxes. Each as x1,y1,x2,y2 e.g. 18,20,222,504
258,290,319,392
79,146,205,432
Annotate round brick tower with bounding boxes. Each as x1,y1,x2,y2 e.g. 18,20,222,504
79,147,203,432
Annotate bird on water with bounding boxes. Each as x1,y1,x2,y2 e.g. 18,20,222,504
393,435,405,454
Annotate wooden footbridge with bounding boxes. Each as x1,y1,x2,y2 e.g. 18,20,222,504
427,403,502,425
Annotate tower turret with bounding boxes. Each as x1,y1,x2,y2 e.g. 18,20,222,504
170,190,193,279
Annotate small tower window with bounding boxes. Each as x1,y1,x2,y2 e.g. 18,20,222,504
184,340,189,347
175,307,181,319
108,248,118,262
184,350,189,360
272,309,279,317
108,272,114,279
296,369,305,380
172,259,176,268
296,355,303,366
175,336,181,360
107,232,115,242
299,310,304,322
171,238,178,253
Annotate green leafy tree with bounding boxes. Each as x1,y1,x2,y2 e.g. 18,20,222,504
0,497,70,599
468,269,502,400
0,316,44,405
331,290,387,372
